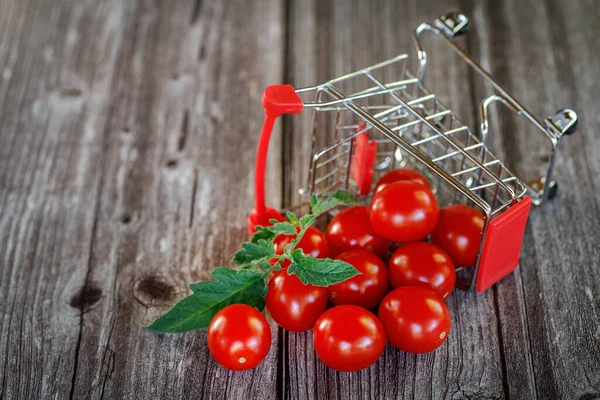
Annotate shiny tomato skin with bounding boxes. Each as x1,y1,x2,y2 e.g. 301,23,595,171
274,226,329,268
326,206,391,258
389,242,456,299
374,168,430,194
313,305,386,372
431,204,485,267
266,269,328,332
327,249,389,310
207,304,271,370
378,287,451,353
369,181,439,243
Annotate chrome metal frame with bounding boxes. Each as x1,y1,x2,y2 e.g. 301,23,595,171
290,13,578,290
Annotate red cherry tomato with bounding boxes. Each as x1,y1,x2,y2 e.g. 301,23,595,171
388,242,456,299
207,304,271,370
369,181,439,243
374,168,430,194
431,204,485,267
326,206,391,258
327,249,389,310
266,269,327,332
313,305,386,372
274,226,329,268
378,287,451,353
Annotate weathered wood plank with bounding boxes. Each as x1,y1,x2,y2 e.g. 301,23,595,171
0,1,111,398
69,1,286,399
0,0,285,399
469,1,600,399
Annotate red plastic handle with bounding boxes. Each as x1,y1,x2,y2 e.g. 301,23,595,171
248,85,304,233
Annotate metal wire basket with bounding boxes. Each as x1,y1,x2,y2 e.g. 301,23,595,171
248,13,578,292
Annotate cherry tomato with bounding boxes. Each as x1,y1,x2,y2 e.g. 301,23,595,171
207,304,271,370
378,286,451,353
369,181,439,243
327,249,389,310
274,226,329,268
313,305,386,372
431,204,485,267
374,168,430,194
266,269,327,332
388,242,456,299
326,206,391,258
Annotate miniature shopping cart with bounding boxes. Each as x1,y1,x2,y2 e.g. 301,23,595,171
248,13,578,292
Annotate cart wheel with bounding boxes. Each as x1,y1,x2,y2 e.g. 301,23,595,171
527,177,559,201
547,180,558,200
436,13,470,38
562,118,578,135
547,109,578,136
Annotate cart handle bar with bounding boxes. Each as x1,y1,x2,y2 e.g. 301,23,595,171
414,12,578,204
248,85,304,233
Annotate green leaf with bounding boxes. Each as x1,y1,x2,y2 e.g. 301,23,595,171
286,211,299,226
299,214,316,228
268,221,297,235
287,249,361,287
233,240,274,266
310,190,358,215
146,268,267,333
251,227,276,244
309,195,319,211
258,261,272,270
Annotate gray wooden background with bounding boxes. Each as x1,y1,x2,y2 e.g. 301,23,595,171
1,0,599,399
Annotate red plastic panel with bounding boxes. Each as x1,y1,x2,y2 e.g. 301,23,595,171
351,123,377,195
476,196,532,292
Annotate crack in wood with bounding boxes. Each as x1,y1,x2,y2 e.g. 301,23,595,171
58,87,83,98
68,26,124,396
280,0,294,211
276,327,286,399
178,110,189,152
69,208,100,400
189,169,198,228
190,0,202,25
98,317,117,399
198,42,206,62
492,286,511,400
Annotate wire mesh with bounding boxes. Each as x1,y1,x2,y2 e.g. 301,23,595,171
296,54,527,216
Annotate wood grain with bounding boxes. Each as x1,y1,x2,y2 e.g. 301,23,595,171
0,0,284,398
471,1,600,399
0,0,599,399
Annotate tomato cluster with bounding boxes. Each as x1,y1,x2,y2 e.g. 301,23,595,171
207,168,485,372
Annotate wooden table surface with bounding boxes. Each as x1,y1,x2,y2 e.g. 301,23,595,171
1,0,599,399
